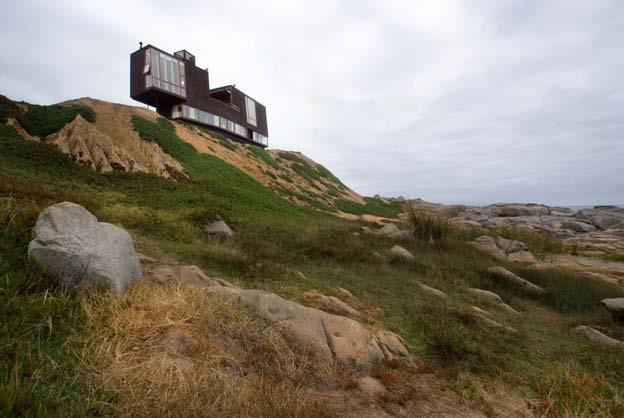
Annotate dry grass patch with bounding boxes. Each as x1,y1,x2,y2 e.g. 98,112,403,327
78,282,360,417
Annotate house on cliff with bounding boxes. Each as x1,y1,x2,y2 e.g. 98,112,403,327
130,43,268,147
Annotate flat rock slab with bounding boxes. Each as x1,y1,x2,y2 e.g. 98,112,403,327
467,288,518,314
417,283,448,299
487,266,545,294
28,202,142,292
571,326,624,350
205,286,408,369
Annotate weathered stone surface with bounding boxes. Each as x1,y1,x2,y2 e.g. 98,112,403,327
571,326,624,349
600,298,624,324
494,237,528,254
390,245,415,260
489,203,550,217
561,220,596,233
417,283,448,299
204,286,408,369
375,330,409,361
574,207,624,231
146,263,237,288
472,236,538,264
467,288,518,314
204,217,233,237
487,267,545,294
28,202,142,292
302,290,362,317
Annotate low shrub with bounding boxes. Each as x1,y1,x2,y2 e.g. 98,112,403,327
247,146,280,169
19,104,96,137
0,95,22,124
336,198,402,218
407,207,452,241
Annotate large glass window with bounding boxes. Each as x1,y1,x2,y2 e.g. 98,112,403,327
245,96,257,126
145,48,185,97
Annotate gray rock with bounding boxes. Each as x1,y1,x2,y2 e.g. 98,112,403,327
417,282,448,299
571,326,624,350
574,207,624,231
495,236,528,254
600,298,624,324
562,220,596,233
205,286,408,369
489,203,550,217
487,266,545,294
204,216,233,237
28,202,142,292
467,288,518,314
390,245,415,260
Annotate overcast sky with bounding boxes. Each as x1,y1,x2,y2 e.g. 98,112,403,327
1,1,623,205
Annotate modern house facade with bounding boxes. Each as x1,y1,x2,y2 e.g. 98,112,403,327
130,44,268,147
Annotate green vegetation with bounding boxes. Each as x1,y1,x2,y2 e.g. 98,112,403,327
336,197,403,218
20,103,96,137
1,115,624,416
0,95,21,124
456,224,564,257
316,163,345,186
280,173,293,183
599,253,624,263
247,145,280,169
407,207,451,241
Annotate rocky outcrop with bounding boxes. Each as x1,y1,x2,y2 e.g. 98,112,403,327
486,267,545,294
472,236,538,264
28,202,142,292
390,245,415,260
600,298,624,324
204,286,408,369
42,115,188,180
571,326,624,349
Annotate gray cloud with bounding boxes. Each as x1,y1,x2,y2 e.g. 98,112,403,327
1,0,622,205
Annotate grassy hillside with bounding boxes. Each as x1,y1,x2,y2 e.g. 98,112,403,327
1,98,624,416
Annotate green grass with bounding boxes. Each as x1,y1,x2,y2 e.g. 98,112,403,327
247,145,280,169
598,254,624,263
19,103,96,137
2,114,624,416
336,197,403,218
0,95,22,124
280,173,293,183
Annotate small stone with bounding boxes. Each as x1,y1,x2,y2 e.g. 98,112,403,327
390,245,415,260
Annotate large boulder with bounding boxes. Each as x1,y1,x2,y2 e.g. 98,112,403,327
28,202,142,292
600,298,624,324
204,286,408,369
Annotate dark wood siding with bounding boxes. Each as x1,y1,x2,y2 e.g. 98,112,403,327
130,48,147,98
185,66,211,110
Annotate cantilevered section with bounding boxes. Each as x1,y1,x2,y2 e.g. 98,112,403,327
130,44,268,147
